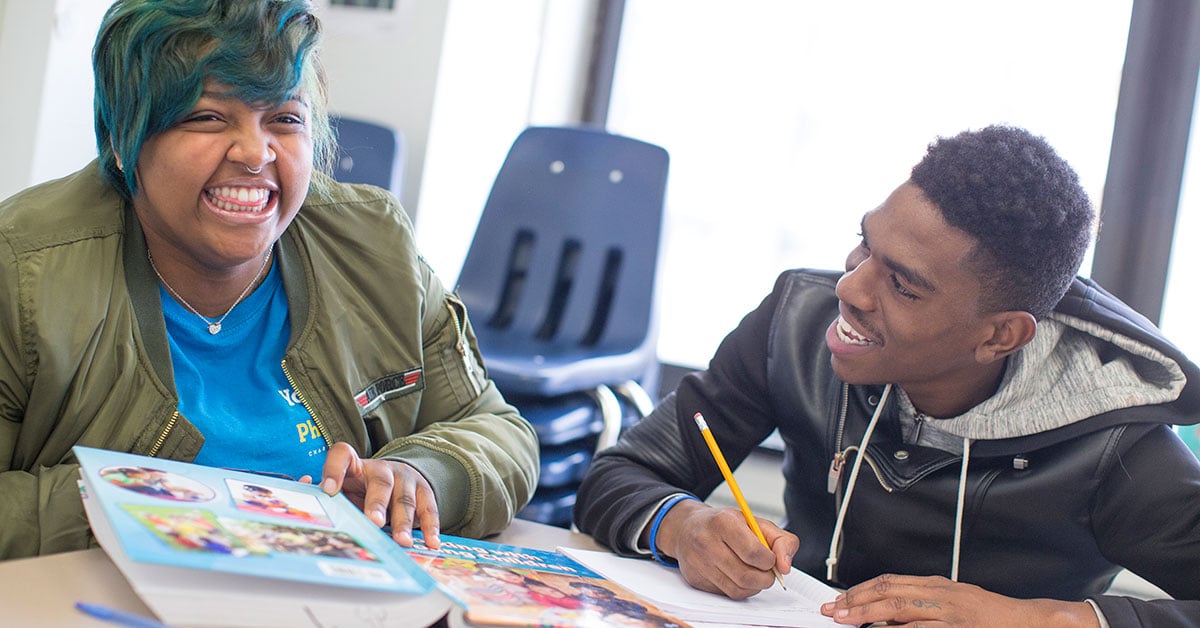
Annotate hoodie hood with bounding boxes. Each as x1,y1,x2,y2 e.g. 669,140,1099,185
929,313,1186,440
902,277,1200,444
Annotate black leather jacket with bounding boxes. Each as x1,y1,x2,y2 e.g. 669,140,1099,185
575,269,1200,627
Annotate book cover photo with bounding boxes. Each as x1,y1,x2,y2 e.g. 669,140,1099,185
73,445,452,628
406,532,693,628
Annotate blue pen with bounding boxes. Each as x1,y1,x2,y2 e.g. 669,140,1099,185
75,602,173,628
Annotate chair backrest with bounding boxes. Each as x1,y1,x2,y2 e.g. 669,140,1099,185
456,126,669,366
330,115,405,199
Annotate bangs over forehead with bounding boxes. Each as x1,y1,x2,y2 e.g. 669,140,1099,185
94,0,332,200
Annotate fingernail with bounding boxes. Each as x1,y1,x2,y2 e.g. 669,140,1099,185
321,478,336,494
836,609,849,619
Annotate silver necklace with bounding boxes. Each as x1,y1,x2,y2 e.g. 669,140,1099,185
148,249,273,335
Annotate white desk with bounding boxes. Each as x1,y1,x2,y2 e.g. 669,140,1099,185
0,518,603,627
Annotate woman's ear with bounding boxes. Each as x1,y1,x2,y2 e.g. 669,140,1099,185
975,311,1037,364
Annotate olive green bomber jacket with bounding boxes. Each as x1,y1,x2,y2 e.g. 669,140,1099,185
0,163,539,559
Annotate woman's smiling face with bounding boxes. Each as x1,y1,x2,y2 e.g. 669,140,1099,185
131,81,313,272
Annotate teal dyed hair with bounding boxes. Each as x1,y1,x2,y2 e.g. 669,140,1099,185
93,0,333,200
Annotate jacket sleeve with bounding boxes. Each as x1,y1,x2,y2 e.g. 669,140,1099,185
1091,597,1200,628
1089,424,1200,627
574,275,784,554
0,234,93,559
0,463,93,559
373,260,539,539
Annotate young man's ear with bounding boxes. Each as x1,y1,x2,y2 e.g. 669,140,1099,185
975,311,1037,364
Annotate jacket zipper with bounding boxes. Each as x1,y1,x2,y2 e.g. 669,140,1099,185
148,411,180,457
828,383,895,494
833,383,850,452
447,301,482,395
281,359,332,446
833,445,894,494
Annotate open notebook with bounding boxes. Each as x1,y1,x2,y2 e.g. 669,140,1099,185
560,547,843,628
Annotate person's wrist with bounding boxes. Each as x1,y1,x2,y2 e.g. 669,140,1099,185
1016,599,1102,628
648,495,702,566
1053,601,1103,628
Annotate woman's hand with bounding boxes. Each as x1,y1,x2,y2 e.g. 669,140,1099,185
318,441,441,549
820,573,1101,627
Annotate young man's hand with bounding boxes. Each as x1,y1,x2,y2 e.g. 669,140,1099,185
650,499,798,599
820,573,1102,627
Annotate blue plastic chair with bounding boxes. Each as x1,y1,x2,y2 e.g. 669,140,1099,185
458,126,668,527
330,115,405,200
456,126,669,403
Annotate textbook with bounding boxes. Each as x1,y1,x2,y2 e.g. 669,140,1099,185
73,446,454,628
405,531,693,627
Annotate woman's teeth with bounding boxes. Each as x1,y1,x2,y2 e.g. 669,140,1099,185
207,187,269,212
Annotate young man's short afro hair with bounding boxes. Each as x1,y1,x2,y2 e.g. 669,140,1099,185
910,125,1095,319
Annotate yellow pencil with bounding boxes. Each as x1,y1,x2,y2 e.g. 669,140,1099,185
693,412,786,590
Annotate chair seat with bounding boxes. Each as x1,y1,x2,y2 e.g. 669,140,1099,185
516,393,603,446
512,390,644,447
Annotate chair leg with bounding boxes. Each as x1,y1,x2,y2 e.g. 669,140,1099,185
610,379,656,418
567,382,654,532
585,385,623,452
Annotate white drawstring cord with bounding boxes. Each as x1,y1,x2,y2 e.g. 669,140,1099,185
826,384,892,582
950,436,971,582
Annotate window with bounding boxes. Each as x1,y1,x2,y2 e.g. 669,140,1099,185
1161,92,1200,363
606,1,1132,367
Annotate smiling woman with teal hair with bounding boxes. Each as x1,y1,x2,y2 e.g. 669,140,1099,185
0,0,538,560
92,0,335,200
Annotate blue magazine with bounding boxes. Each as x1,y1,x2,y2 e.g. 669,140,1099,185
74,445,452,627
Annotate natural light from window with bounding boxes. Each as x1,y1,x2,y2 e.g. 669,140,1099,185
1161,82,1200,425
607,1,1133,368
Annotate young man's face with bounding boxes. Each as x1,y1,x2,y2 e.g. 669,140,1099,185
825,182,1004,414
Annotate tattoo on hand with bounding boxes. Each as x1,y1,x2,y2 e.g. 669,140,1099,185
911,599,942,609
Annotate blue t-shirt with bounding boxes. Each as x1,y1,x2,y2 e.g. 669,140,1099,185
160,258,328,480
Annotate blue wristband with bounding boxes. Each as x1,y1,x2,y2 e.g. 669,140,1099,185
648,494,700,567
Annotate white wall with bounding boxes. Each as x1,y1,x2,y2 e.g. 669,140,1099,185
0,0,68,200
0,0,112,200
321,0,595,281
32,0,111,185
319,0,595,282
413,0,594,283
318,0,453,216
